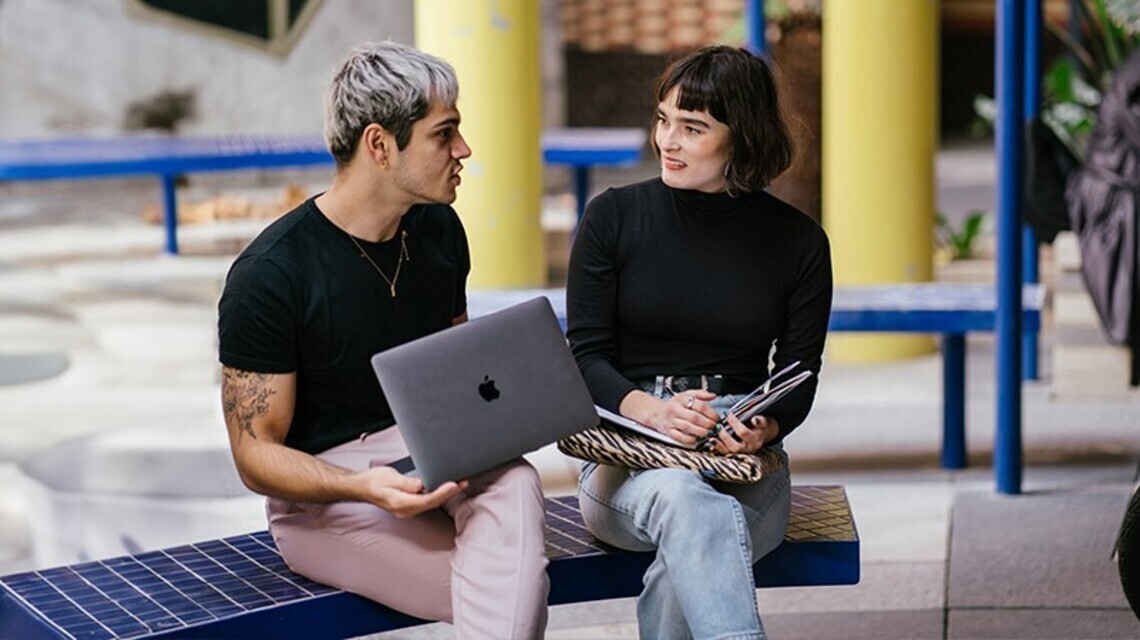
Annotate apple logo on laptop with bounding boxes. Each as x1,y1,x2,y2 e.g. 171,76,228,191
478,374,501,402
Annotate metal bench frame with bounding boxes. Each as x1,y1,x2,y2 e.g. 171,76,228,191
0,488,857,640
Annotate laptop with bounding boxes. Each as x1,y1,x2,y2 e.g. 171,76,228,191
370,296,598,490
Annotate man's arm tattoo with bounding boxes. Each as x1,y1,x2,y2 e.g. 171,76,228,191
222,369,277,441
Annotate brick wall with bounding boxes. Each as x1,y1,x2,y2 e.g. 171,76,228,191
560,0,743,54
559,0,744,127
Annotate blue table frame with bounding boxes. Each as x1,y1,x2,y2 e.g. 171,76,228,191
0,135,334,255
0,128,646,254
540,127,647,221
829,283,1043,470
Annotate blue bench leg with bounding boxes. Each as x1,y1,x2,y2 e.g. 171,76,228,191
161,173,179,255
1022,332,1038,381
1023,225,1038,381
574,166,590,224
941,334,967,469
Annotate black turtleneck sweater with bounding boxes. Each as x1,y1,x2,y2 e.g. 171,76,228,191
566,178,833,442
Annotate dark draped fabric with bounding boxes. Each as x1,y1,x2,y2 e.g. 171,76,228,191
1065,49,1140,385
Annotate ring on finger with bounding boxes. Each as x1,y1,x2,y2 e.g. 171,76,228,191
685,395,694,409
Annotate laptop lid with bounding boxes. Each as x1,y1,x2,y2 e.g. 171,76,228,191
370,296,598,490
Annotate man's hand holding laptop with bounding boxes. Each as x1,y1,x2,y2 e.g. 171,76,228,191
356,466,468,519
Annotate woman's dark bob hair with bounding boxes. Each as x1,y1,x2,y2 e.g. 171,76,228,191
653,45,794,193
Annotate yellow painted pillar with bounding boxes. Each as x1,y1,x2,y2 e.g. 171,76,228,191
415,0,544,288
823,0,939,362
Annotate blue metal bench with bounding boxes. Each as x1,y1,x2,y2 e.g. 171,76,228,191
0,135,333,256
0,488,857,640
469,281,1045,477
0,128,645,256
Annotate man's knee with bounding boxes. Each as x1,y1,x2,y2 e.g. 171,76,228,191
467,458,543,506
496,458,542,491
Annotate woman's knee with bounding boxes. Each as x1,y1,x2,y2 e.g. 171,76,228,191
632,470,739,529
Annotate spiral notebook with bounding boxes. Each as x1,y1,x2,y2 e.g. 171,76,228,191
596,361,812,449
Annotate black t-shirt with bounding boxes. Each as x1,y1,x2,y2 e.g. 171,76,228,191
218,197,470,454
566,178,832,441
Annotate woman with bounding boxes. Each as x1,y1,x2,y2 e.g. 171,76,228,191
566,45,832,639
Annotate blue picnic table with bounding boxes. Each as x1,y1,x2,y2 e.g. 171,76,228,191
0,135,333,255
540,127,647,221
0,128,646,255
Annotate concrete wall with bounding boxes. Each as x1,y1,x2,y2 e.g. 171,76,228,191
0,0,566,139
0,0,415,138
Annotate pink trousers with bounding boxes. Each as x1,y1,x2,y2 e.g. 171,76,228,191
266,427,550,639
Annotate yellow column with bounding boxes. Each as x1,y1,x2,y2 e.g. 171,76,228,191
823,1,939,361
415,0,544,288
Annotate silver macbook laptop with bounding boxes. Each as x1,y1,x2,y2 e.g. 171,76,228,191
370,296,598,490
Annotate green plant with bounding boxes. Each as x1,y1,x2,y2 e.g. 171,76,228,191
936,210,987,260
1039,0,1140,157
972,0,1140,156
1042,1,1139,154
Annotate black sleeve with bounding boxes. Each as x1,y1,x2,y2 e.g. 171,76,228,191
217,255,300,374
765,225,833,442
566,189,639,411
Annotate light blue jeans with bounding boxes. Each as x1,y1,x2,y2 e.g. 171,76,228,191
578,393,791,640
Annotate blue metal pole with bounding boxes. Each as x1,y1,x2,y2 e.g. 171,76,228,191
161,173,179,255
996,0,1024,495
745,0,766,54
1022,0,1041,381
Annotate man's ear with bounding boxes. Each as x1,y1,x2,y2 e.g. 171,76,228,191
361,123,391,169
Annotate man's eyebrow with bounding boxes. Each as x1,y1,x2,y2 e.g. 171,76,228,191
431,117,461,130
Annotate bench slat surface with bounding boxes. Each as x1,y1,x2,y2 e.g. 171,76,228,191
0,487,857,640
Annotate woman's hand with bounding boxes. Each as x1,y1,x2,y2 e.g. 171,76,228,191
355,466,468,519
711,413,780,454
620,389,721,446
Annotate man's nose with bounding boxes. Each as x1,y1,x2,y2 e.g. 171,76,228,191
454,133,472,159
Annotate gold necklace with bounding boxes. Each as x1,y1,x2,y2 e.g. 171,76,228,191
343,228,410,298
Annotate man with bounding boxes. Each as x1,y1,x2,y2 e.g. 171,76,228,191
217,41,549,639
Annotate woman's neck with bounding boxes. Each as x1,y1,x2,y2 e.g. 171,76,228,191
669,181,756,216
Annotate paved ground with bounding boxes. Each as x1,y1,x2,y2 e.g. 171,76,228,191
2,145,1140,639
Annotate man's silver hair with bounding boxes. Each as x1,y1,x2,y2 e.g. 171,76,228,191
324,41,459,164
